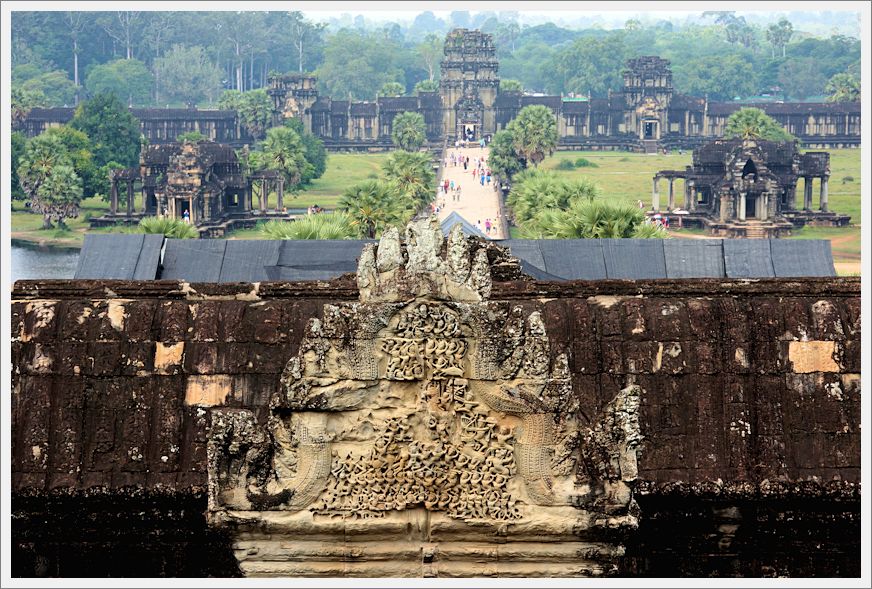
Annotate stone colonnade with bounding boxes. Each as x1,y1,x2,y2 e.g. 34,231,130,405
651,174,694,212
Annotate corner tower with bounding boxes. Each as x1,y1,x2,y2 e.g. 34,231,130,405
439,29,500,141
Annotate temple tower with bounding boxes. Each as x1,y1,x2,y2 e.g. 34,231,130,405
439,29,500,141
622,56,673,142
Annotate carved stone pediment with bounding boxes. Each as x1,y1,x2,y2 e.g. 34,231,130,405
207,218,643,577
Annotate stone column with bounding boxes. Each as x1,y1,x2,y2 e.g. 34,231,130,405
689,186,697,212
190,197,194,223
789,183,798,211
260,180,266,213
804,177,813,211
667,178,675,211
652,178,660,211
126,181,134,217
820,176,829,212
719,193,729,222
110,179,118,215
760,193,768,221
738,193,746,221
277,177,284,211
683,180,690,209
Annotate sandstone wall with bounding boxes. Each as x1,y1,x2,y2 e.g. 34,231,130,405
10,277,860,576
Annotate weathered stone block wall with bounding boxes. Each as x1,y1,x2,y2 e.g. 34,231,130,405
10,277,860,576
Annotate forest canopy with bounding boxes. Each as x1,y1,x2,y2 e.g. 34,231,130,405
11,10,861,108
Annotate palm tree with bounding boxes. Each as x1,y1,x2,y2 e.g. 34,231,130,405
138,217,198,238
17,134,82,229
825,73,860,103
339,179,410,238
724,107,793,142
259,126,313,187
381,151,434,210
391,111,427,152
506,104,559,167
260,214,357,240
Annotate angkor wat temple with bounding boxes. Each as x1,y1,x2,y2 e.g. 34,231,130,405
18,29,860,152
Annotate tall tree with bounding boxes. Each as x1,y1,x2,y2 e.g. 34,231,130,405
65,11,85,104
416,34,443,82
69,92,142,168
414,80,439,94
11,86,46,126
825,72,860,103
488,129,524,180
506,105,559,167
339,179,408,239
287,11,326,73
17,134,83,229
778,58,828,101
154,45,223,107
316,29,403,100
381,151,434,209
11,132,28,200
766,18,794,58
390,111,427,152
379,82,406,97
84,58,153,106
552,32,627,96
100,11,141,60
500,79,523,93
255,126,313,190
724,107,794,142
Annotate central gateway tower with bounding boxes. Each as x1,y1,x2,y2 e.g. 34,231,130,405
439,29,500,142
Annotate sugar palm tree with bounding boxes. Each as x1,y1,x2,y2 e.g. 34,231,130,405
260,214,356,240
339,179,410,239
381,151,434,210
724,107,793,142
506,104,559,167
391,111,427,152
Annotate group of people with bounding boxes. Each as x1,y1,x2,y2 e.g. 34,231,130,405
306,204,324,215
475,218,496,236
439,179,463,202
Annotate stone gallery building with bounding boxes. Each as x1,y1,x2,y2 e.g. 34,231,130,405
92,140,288,237
10,219,860,577
18,30,860,152
653,138,850,238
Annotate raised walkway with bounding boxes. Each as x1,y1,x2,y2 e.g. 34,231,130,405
435,145,508,240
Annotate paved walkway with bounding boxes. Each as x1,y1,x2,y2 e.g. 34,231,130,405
434,146,507,240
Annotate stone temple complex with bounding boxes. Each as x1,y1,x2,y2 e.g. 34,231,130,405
18,30,860,152
10,218,861,577
653,138,850,238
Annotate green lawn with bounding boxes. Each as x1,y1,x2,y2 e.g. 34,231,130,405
289,152,391,208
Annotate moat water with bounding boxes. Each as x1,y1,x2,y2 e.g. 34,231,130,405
10,244,80,282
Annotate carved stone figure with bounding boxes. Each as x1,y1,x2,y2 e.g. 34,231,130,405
208,218,643,577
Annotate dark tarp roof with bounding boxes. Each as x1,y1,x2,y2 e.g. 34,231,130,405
75,235,836,282
664,240,726,278
267,240,374,281
74,234,163,280
441,212,485,238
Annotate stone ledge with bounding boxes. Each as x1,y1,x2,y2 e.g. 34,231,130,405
12,277,861,301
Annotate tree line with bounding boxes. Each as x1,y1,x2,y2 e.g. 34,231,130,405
12,11,860,111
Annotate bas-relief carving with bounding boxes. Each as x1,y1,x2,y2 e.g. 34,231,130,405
207,218,643,577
